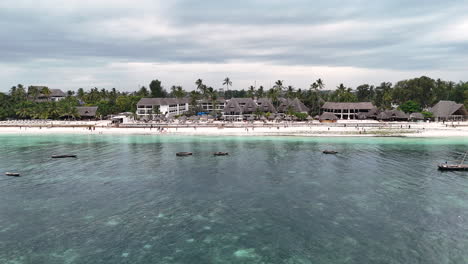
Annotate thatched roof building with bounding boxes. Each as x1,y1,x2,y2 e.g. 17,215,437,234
277,98,309,113
224,99,243,115
409,112,424,121
319,112,338,121
256,98,277,113
77,106,98,118
377,110,408,121
429,100,468,121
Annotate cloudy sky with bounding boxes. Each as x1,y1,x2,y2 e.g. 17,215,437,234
1,0,467,92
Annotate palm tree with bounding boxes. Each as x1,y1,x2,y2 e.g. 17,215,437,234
196,79,203,90
189,90,202,114
206,87,219,114
267,87,281,108
286,85,295,99
41,87,52,101
28,86,40,101
316,78,324,90
273,80,284,91
247,86,256,99
256,86,265,98
223,77,232,93
171,86,186,99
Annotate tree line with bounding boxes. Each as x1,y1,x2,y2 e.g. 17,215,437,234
0,76,467,120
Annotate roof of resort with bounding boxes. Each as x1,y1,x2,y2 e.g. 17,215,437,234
137,98,190,106
224,99,243,113
410,112,425,120
239,98,257,113
256,98,277,113
77,106,98,117
277,98,310,113
322,102,375,110
49,89,66,97
430,101,468,118
319,112,338,120
377,109,408,120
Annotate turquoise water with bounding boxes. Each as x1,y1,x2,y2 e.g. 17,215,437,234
0,135,468,264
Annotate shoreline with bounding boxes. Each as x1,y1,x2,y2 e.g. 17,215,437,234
1,121,468,138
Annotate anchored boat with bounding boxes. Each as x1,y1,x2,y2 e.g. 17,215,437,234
51,155,77,158
176,152,193,157
5,172,20,177
214,152,229,156
323,150,338,154
438,151,468,171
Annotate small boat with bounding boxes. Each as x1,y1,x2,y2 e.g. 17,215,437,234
5,172,20,177
438,151,468,171
176,152,193,157
214,152,229,156
51,155,77,158
323,150,338,154
438,164,468,171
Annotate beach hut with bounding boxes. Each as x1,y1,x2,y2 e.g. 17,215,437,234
409,112,424,121
76,106,99,120
377,110,408,121
319,112,338,123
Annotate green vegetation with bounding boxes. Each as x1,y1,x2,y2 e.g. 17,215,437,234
398,100,422,113
0,75,467,120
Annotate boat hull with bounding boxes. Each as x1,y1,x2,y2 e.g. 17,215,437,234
51,155,77,158
438,164,468,171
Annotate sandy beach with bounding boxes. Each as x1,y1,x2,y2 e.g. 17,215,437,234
1,120,467,137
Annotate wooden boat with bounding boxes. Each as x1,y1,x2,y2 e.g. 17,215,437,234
5,172,20,177
51,155,77,158
438,151,468,171
176,152,193,157
323,150,338,154
438,164,468,171
214,152,229,156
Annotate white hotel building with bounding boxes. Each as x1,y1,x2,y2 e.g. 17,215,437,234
136,98,190,118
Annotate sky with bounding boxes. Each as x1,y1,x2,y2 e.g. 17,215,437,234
1,0,468,93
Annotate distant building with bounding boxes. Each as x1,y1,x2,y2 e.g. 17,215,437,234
321,102,375,120
31,87,66,102
277,98,309,114
198,99,226,112
430,100,468,121
76,106,99,120
319,112,338,123
377,110,409,121
222,98,282,119
136,98,189,119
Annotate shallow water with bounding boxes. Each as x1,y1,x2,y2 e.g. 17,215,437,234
0,135,467,264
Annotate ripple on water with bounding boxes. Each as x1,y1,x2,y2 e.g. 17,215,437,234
0,135,468,263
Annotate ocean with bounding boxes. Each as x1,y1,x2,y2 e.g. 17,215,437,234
1,135,467,263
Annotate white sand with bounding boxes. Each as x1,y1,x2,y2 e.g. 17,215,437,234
1,120,467,137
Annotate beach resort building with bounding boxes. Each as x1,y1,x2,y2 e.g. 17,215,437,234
31,87,67,102
277,98,310,114
136,98,190,119
429,100,468,121
376,109,409,121
221,98,282,120
198,99,226,112
321,102,375,119
76,106,99,120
